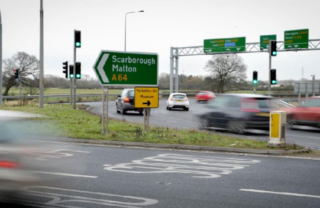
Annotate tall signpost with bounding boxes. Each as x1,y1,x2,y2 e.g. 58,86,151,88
39,0,44,108
93,51,158,134
0,11,2,105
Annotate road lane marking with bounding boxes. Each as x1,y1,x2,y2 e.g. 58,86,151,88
287,134,320,140
104,154,260,178
20,186,158,207
240,189,320,199
34,171,97,178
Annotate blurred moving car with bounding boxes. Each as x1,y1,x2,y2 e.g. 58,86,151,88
198,94,274,134
116,89,143,115
0,120,58,203
166,93,189,111
285,96,320,129
196,91,216,102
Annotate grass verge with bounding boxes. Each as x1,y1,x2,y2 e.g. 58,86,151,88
0,104,303,151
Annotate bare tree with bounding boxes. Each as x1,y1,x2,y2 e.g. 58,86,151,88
2,52,39,95
204,54,247,93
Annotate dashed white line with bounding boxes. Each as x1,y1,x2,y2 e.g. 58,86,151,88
34,171,97,178
240,189,320,199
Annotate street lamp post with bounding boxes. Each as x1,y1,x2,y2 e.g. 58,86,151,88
125,10,144,51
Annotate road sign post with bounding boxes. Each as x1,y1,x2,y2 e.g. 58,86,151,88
135,87,159,132
134,87,159,108
284,29,309,49
93,51,158,86
260,35,276,49
204,37,246,53
93,51,158,134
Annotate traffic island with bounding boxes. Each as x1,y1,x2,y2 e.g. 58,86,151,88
0,104,313,156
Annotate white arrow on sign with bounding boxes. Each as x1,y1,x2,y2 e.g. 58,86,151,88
98,54,110,83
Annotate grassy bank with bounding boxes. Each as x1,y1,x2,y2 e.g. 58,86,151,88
0,104,302,150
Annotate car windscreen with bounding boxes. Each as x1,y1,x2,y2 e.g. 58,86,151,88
257,98,270,109
172,94,186,99
127,90,134,97
304,99,320,107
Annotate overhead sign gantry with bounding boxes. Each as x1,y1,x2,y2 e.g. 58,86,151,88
170,28,320,94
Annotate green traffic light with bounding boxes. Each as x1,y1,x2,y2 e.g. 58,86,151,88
76,42,81,47
272,51,277,55
70,74,74,79
76,74,81,79
253,80,258,85
272,80,277,84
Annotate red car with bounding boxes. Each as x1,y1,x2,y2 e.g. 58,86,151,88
285,96,320,129
196,91,215,102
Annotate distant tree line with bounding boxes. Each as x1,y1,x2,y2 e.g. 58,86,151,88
1,52,294,96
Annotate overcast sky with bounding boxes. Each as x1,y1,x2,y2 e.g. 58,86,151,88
1,0,320,81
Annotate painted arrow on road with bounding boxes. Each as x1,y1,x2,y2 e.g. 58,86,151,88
143,100,151,106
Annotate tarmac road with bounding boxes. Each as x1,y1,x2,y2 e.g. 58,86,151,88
86,99,320,150
2,140,320,208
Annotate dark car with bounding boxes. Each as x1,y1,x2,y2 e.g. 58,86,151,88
198,94,274,134
116,89,143,115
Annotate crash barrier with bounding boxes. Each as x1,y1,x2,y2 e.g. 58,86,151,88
2,93,312,102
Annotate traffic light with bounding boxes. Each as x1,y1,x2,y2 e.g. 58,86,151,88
75,62,81,79
14,69,19,78
75,30,81,48
252,71,258,85
69,65,74,79
271,69,277,85
62,61,68,79
270,40,277,56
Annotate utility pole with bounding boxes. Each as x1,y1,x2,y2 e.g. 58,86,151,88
0,11,2,105
39,0,44,108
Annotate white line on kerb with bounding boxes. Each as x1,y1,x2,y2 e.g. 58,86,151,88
35,171,97,178
240,189,320,199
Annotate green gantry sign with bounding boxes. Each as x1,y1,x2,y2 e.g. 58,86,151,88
204,37,246,53
260,35,277,49
93,51,158,86
284,29,309,49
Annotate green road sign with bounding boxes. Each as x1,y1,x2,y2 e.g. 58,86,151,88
93,51,158,86
204,37,246,53
260,35,277,49
284,29,309,49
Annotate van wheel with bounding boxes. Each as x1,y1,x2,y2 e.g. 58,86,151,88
227,121,246,134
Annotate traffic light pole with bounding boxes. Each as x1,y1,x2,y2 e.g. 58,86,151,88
19,72,22,106
39,0,44,108
73,34,77,110
268,41,272,96
70,77,73,105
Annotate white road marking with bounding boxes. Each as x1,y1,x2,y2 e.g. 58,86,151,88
104,154,260,178
34,171,97,178
240,189,320,199
287,134,320,140
34,149,90,160
21,186,158,207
